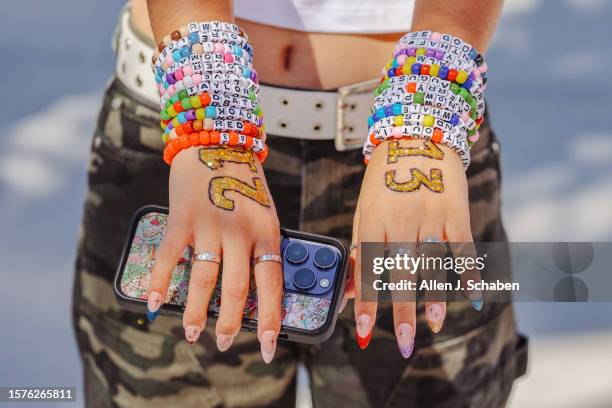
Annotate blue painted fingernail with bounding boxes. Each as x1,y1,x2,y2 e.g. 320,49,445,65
146,291,162,322
147,309,160,322
471,298,483,311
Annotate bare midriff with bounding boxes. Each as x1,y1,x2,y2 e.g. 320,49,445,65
131,0,403,90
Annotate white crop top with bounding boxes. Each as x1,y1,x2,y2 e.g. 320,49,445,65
234,0,414,34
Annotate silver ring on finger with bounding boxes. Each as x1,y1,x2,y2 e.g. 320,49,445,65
349,243,358,253
253,254,283,266
194,252,221,264
417,237,447,252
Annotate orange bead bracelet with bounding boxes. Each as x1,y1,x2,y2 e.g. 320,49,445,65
163,131,268,165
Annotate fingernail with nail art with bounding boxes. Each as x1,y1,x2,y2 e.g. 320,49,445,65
146,291,162,322
356,314,373,349
426,304,445,333
260,330,277,363
185,325,201,345
216,334,234,352
396,323,414,359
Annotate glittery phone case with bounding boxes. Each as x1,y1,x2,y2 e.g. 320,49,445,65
113,205,348,343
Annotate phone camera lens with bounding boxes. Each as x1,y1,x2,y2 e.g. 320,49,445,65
313,247,337,269
285,242,308,264
293,268,316,290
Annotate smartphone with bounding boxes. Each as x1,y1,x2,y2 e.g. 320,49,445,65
113,205,348,343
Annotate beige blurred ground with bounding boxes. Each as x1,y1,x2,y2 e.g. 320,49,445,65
509,331,612,408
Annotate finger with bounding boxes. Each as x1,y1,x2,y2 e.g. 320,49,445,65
354,214,385,349
343,245,357,303
182,232,221,345
147,215,190,322
446,219,483,311
253,233,283,364
344,206,361,302
418,225,447,333
387,224,418,359
215,234,251,350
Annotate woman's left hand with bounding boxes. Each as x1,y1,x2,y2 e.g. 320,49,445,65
345,138,481,357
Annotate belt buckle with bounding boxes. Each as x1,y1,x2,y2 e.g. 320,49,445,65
335,78,379,151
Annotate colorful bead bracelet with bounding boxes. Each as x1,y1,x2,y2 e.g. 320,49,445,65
159,63,258,91
159,49,253,77
392,46,479,75
377,61,481,96
156,52,252,83
373,90,477,121
160,91,257,119
381,75,484,112
165,119,264,139
155,32,251,70
371,113,457,133
383,55,487,87
374,77,484,118
161,52,252,79
158,67,259,95
370,113,478,139
383,56,484,88
369,103,480,130
161,105,263,130
161,83,257,108
157,25,250,55
162,114,263,133
363,125,470,168
162,103,262,129
160,77,260,105
155,21,248,53
157,30,251,59
397,31,478,61
374,79,484,121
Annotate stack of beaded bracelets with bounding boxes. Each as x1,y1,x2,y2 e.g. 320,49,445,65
152,21,267,165
363,31,488,169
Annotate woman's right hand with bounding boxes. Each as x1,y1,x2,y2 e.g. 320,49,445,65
146,145,282,363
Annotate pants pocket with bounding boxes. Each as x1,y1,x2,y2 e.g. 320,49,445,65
74,309,224,408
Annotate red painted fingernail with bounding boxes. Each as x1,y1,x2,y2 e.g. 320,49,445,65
356,314,373,349
357,330,372,350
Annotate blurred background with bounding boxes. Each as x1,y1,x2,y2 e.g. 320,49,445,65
0,0,611,406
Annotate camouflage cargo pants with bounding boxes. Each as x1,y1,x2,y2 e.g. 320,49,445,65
72,78,527,408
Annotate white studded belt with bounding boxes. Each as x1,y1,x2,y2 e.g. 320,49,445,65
113,8,377,150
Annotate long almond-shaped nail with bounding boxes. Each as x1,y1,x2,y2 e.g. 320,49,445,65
185,325,201,345
356,314,373,349
216,334,234,352
426,304,445,333
260,330,277,364
396,323,414,359
146,291,162,322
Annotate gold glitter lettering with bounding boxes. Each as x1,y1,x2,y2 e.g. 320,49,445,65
387,140,444,164
385,168,444,193
199,146,257,172
209,176,271,211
